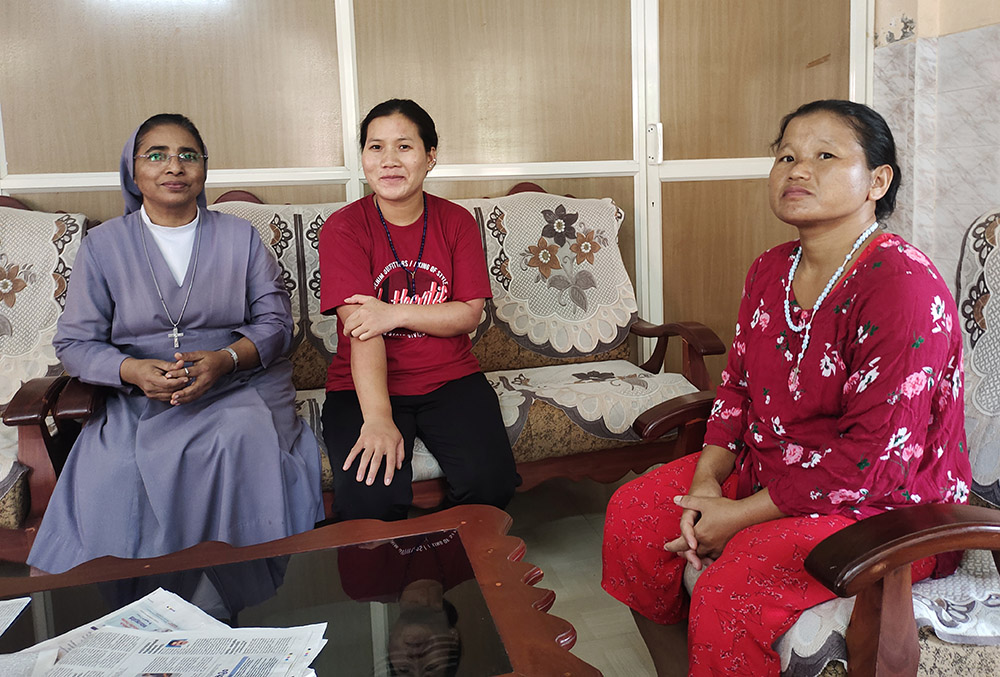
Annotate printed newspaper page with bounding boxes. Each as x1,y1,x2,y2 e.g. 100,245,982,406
45,623,327,677
0,597,30,636
20,588,229,659
0,648,57,677
0,597,56,676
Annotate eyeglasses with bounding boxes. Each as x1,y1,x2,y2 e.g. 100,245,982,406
134,151,208,164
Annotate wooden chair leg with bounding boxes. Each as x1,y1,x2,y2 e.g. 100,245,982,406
846,565,919,677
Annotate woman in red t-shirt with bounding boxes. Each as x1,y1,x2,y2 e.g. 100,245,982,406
602,100,971,675
319,99,518,521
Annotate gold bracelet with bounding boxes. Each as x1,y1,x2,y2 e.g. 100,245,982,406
222,346,239,373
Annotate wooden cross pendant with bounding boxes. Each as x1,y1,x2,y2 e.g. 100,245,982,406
168,326,184,348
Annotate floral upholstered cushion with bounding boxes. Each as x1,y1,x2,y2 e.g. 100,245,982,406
487,360,698,462
454,194,636,372
957,207,1000,506
0,206,86,473
293,359,697,482
210,195,639,387
208,201,347,391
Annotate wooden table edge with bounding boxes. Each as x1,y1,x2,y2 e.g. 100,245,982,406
0,504,600,676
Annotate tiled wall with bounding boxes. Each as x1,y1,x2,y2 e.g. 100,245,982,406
874,22,1000,295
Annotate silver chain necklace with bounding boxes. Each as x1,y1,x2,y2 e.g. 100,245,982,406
138,218,204,348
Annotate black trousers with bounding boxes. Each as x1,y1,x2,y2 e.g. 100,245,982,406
322,372,519,521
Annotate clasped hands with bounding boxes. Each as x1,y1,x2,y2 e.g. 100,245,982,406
664,479,746,571
121,350,232,406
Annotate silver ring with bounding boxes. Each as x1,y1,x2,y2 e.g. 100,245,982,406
184,367,190,376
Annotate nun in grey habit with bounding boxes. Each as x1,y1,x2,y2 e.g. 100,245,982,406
27,114,324,574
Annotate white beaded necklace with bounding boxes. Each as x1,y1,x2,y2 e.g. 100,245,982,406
784,221,880,394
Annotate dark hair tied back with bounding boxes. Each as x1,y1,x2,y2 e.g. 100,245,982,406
772,100,900,221
360,99,438,152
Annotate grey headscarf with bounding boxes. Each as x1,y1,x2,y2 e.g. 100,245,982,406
119,121,208,216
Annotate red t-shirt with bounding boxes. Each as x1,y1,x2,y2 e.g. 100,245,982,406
319,193,492,396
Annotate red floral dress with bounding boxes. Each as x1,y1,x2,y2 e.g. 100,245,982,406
602,233,970,675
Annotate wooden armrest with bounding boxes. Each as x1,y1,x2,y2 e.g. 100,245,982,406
213,190,263,204
2,376,70,426
2,376,78,521
633,320,726,389
0,196,31,210
805,503,1000,597
52,378,106,421
631,320,726,355
633,390,715,440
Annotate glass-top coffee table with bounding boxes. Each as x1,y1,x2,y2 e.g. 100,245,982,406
0,505,598,676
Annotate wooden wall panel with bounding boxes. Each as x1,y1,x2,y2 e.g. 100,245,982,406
14,185,349,225
0,1,342,174
661,179,790,381
660,0,851,159
936,0,1000,36
9,193,124,226
355,0,633,164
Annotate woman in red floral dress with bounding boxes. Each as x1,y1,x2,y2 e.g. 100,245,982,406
602,100,971,675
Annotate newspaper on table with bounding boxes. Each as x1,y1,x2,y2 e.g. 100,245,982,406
45,623,327,677
1,588,325,677
0,596,30,636
0,648,58,677
0,596,55,677
21,587,230,659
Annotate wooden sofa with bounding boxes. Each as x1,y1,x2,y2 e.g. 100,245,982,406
1,186,724,561
208,186,726,511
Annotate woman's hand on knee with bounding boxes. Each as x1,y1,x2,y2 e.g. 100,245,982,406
345,418,405,486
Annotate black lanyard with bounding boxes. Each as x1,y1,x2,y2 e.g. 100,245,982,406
375,194,428,299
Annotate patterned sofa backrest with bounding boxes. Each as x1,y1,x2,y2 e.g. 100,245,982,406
208,200,347,390
454,192,637,372
0,205,87,466
210,193,639,386
957,207,1000,507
